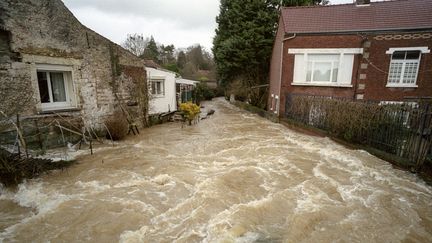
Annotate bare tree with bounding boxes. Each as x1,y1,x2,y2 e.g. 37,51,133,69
122,33,149,57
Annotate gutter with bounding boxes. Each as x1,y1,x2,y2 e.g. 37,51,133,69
284,27,432,36
277,33,296,116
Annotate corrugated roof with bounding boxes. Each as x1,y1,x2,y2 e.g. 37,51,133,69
281,0,432,34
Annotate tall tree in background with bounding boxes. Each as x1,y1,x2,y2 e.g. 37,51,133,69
213,0,325,107
122,33,148,57
159,44,176,64
142,36,160,61
177,51,187,69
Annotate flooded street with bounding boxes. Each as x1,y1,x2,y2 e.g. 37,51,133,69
1,98,431,242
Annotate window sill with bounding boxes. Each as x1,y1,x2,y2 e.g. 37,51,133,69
152,95,165,98
386,84,418,88
39,107,81,114
292,82,353,88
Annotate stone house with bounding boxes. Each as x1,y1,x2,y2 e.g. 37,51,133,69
0,0,149,147
268,0,432,116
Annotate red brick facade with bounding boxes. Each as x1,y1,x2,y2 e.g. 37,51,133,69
269,32,432,116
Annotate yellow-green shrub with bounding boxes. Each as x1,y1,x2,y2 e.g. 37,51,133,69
179,102,200,124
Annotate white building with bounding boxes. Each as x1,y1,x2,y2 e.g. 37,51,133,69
176,78,200,104
146,67,177,115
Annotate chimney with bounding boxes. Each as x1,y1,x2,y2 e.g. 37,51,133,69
356,0,371,6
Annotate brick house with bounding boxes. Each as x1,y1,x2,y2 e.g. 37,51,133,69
268,0,432,116
0,0,149,147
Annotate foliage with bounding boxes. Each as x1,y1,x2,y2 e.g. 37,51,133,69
105,110,129,140
122,33,148,57
121,34,216,85
193,83,215,105
142,36,160,61
286,95,413,149
159,44,176,64
162,63,180,73
179,102,201,124
177,51,187,69
212,0,325,107
0,148,75,187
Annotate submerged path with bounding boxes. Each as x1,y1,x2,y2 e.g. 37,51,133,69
1,98,431,242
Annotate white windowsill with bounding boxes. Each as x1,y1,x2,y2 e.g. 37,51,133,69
292,82,353,88
386,84,418,88
39,106,79,114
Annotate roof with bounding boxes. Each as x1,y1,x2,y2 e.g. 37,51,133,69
143,59,161,69
281,0,432,34
176,78,200,86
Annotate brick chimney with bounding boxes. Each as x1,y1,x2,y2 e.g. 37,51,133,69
356,0,371,5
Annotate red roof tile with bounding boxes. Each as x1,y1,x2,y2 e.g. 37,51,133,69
281,0,432,34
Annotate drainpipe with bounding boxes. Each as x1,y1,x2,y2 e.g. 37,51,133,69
278,33,296,116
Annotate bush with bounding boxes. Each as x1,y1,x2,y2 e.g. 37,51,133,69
193,83,215,104
179,102,200,125
105,111,129,140
285,95,413,152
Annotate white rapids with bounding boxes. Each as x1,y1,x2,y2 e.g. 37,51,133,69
0,98,431,242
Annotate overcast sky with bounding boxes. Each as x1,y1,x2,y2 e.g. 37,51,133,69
62,0,355,51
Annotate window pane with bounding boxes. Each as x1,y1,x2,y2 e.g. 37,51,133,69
37,72,50,103
50,72,66,102
403,62,418,84
151,82,156,95
156,82,161,94
392,51,405,60
306,62,312,82
332,62,339,82
313,62,331,82
406,51,420,60
388,62,403,83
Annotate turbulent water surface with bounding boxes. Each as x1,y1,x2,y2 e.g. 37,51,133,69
1,98,431,242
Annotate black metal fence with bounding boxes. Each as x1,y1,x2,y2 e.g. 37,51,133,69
285,94,432,170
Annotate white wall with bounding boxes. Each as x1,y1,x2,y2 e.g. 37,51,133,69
146,67,177,115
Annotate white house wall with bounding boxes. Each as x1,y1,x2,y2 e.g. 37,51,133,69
146,67,177,115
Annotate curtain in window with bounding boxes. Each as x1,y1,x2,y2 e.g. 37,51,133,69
50,72,66,102
37,72,50,103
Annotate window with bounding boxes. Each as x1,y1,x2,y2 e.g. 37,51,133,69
306,54,339,83
387,51,420,86
289,48,363,87
36,65,75,111
151,79,164,96
385,47,430,87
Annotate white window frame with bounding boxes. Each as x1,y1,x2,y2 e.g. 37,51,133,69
289,48,363,87
306,55,339,83
36,64,76,111
385,47,430,88
150,78,165,97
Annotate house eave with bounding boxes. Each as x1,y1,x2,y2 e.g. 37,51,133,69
284,27,432,37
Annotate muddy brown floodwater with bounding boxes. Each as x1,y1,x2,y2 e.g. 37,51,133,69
1,98,432,243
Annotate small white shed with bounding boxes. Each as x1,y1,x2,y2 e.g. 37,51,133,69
145,67,177,115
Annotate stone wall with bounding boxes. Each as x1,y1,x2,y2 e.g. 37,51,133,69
0,0,149,148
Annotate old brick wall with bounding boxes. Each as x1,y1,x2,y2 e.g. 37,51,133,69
0,0,148,130
267,17,285,112
275,32,432,116
360,32,432,101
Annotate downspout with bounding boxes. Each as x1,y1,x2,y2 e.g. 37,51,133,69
277,33,296,116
